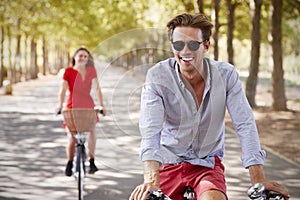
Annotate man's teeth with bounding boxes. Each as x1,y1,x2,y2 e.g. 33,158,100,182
181,57,193,61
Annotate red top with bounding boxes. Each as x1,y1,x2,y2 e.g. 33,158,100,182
63,66,97,109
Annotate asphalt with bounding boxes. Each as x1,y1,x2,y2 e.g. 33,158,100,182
0,62,299,200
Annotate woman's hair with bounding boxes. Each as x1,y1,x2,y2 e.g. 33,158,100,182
71,46,94,67
167,13,213,42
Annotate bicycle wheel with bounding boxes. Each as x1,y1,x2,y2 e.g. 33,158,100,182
76,145,85,200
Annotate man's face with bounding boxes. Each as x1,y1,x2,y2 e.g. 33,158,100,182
171,26,209,74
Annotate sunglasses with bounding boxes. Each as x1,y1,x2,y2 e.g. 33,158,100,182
171,40,207,51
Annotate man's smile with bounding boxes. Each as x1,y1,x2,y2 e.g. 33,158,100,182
180,56,194,62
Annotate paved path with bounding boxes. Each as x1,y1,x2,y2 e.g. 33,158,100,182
0,62,299,200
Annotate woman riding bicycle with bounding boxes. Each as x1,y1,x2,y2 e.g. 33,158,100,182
56,46,106,176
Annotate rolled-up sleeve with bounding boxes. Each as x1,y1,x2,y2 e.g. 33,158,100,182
139,82,165,164
226,68,266,168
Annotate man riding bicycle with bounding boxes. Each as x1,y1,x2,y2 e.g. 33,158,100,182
129,13,289,200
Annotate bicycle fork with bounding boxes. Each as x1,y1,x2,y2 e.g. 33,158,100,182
74,142,86,178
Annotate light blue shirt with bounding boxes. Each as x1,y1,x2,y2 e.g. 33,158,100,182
139,57,266,168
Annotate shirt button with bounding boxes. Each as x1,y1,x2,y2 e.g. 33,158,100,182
191,150,195,154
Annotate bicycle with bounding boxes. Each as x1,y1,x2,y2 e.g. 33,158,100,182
62,106,103,200
147,183,283,200
248,183,283,200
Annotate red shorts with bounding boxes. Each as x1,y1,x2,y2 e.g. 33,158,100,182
159,157,227,200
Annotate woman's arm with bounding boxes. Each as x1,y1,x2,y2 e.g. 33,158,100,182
92,78,106,115
57,80,68,112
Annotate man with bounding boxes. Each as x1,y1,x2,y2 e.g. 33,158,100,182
130,13,289,200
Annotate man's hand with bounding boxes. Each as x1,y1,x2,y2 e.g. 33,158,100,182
248,164,289,199
262,181,290,200
130,161,161,200
129,183,159,200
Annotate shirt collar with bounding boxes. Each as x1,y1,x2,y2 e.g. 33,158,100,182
175,62,185,88
174,58,211,89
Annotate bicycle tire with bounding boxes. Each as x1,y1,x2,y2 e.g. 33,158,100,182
77,145,84,200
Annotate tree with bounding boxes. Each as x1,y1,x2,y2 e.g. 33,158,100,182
269,0,287,111
14,17,22,83
197,0,204,13
226,0,237,65
30,38,38,79
246,0,262,108
0,26,3,88
212,0,221,60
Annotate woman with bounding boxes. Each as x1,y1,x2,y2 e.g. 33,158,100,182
57,47,106,176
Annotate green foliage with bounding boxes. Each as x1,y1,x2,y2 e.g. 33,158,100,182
0,0,299,60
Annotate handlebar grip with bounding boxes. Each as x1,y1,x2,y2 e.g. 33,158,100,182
94,106,105,116
55,108,62,115
147,190,171,200
248,183,283,200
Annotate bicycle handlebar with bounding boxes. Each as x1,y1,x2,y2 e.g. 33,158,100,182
56,106,105,116
147,186,195,200
94,106,105,116
248,183,283,200
56,107,62,115
147,190,171,200
147,183,283,200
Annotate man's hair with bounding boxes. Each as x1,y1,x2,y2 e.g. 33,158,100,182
167,13,213,42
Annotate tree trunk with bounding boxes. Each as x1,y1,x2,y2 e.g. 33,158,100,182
0,26,4,87
30,38,38,79
197,0,204,13
13,17,21,83
246,0,262,108
226,0,236,65
212,0,220,60
15,33,21,83
7,27,15,83
24,34,30,80
42,36,48,75
270,0,287,111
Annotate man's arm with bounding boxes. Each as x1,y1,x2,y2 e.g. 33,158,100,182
143,160,160,189
129,160,160,200
224,68,289,199
248,164,266,184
